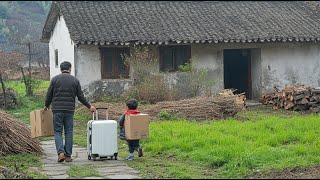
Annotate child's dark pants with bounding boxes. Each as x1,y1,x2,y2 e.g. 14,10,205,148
127,140,140,153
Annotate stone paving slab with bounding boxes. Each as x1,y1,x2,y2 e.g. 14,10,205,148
40,140,140,179
83,177,103,179
50,175,69,179
106,175,141,179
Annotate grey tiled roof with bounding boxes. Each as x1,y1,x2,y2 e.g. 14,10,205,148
41,1,320,45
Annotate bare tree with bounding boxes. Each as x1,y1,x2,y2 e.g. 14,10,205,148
7,23,46,96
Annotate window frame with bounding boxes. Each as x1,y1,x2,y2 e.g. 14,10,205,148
159,45,191,72
100,47,130,79
54,49,58,68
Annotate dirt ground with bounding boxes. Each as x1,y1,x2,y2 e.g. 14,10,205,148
248,165,320,179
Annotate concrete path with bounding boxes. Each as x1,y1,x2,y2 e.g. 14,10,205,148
40,140,140,179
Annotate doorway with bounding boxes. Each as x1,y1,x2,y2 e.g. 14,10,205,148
223,49,252,99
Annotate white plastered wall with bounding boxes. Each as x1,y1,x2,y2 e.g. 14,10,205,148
49,15,75,79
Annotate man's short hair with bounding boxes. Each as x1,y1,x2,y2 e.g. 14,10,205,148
126,99,138,110
60,61,72,71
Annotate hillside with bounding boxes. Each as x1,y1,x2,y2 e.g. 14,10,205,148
0,1,51,51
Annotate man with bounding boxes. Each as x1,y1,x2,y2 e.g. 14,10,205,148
45,61,96,163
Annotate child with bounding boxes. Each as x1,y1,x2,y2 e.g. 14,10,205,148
118,99,143,161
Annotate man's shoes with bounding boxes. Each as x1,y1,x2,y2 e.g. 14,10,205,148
137,147,143,157
58,152,65,163
126,154,134,161
65,156,73,162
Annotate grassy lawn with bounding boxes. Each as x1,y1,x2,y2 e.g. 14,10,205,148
73,105,320,179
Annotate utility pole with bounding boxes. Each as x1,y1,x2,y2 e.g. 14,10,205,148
21,42,40,97
28,42,31,78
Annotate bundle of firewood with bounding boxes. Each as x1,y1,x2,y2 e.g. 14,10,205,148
261,85,320,112
144,89,246,120
0,111,43,156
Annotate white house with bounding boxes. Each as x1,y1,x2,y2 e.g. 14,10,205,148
41,1,320,100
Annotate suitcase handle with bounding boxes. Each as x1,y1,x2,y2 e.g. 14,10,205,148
92,108,109,120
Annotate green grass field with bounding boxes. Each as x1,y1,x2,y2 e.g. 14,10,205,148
3,79,320,179
73,105,320,179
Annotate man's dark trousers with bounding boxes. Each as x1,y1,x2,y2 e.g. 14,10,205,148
53,112,74,157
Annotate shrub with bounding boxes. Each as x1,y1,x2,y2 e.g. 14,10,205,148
178,63,192,72
123,47,172,104
122,47,215,103
158,110,176,120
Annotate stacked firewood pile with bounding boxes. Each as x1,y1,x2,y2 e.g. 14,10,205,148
0,111,43,156
261,85,320,112
0,88,18,109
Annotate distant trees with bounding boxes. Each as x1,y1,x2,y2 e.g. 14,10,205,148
0,1,50,99
0,4,8,19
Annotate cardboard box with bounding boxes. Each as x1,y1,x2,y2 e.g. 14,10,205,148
30,109,54,138
124,114,150,140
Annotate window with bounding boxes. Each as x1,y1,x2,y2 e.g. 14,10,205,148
101,47,130,79
54,49,58,67
159,45,191,72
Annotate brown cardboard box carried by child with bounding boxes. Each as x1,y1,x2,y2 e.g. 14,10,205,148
124,114,150,140
30,109,54,138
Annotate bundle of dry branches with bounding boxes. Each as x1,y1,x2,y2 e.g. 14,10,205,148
144,89,246,120
0,111,42,156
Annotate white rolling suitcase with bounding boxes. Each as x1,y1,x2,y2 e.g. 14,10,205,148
87,108,118,161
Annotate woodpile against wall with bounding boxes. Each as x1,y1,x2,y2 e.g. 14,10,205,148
261,85,320,112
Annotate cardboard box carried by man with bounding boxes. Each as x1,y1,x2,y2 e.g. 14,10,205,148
30,109,54,138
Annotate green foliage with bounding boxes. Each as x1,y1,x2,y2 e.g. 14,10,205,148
67,165,101,178
158,110,176,120
178,63,192,72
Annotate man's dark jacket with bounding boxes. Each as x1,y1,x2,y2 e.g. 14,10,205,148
45,73,91,112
